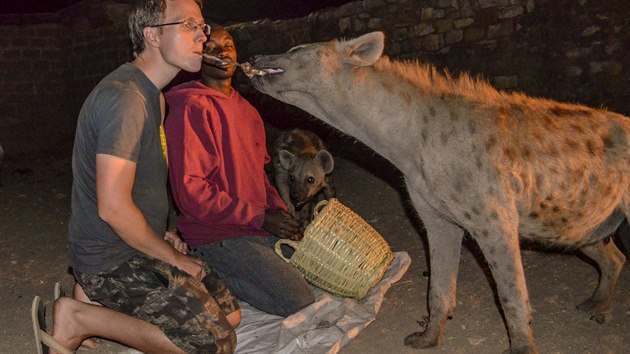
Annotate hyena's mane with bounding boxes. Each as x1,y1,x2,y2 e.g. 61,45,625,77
372,56,596,113
373,56,505,103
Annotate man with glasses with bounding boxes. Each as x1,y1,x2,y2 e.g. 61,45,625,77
31,1,239,353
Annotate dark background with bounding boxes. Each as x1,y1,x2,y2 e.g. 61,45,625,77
0,0,353,21
0,0,93,14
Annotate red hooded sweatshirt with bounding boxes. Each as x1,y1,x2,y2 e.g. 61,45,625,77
164,81,286,246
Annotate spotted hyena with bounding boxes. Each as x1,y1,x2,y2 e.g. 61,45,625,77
251,32,629,353
272,129,335,226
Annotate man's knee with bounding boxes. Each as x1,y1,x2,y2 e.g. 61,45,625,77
226,308,241,328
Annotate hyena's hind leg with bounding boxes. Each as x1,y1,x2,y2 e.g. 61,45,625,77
577,208,628,323
577,240,626,323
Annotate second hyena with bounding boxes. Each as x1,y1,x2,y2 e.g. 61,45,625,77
251,32,629,353
272,129,335,226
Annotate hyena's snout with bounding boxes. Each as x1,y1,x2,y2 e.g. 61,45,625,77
290,187,315,210
250,55,281,70
250,55,271,67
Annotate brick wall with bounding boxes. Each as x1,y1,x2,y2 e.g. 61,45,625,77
0,0,628,158
0,0,132,157
59,1,132,121
0,14,69,156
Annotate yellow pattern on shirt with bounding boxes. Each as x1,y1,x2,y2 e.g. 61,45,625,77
160,125,168,161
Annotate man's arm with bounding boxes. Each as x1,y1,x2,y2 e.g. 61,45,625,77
95,153,205,279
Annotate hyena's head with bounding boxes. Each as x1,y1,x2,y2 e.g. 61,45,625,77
251,31,385,124
278,149,334,209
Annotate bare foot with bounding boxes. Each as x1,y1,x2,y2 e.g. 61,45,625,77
50,297,87,354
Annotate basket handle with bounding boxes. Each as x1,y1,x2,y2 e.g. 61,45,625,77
312,199,330,218
274,239,299,262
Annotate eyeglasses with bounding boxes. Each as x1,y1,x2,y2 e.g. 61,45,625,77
149,20,211,36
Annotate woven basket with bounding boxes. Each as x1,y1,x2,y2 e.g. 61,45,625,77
275,198,394,300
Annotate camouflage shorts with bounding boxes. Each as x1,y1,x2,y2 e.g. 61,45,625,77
75,254,239,354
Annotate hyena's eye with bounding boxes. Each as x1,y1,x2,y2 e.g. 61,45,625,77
289,175,296,182
307,177,315,184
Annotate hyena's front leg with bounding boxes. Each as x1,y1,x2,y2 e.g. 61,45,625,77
275,172,296,217
404,193,464,348
473,217,537,354
577,239,626,323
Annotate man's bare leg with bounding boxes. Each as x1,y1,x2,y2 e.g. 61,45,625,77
50,297,187,354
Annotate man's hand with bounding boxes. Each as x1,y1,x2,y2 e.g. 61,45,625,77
172,254,206,281
165,231,205,280
263,209,304,241
164,230,188,254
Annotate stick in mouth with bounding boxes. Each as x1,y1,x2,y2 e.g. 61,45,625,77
202,53,283,79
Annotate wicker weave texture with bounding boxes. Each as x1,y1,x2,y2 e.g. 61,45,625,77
276,198,394,300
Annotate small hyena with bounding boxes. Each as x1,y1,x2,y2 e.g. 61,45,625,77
272,129,335,225
252,32,629,353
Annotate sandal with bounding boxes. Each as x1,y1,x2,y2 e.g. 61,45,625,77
54,282,64,300
31,295,73,354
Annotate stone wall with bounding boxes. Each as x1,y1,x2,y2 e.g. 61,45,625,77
0,0,627,158
228,0,628,117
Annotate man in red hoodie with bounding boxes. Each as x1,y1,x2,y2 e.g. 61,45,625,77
165,26,315,317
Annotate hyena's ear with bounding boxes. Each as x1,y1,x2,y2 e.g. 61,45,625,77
278,150,297,170
340,31,385,67
316,150,334,174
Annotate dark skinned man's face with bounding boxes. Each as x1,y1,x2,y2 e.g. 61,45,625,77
201,28,238,81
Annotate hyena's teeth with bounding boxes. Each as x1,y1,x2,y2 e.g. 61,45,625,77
262,68,284,74
240,62,284,78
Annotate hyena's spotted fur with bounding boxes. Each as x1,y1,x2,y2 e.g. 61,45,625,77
252,32,629,354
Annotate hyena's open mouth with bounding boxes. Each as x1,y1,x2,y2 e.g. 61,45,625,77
243,63,284,79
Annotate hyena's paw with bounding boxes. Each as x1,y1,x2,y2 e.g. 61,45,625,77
404,315,441,348
403,331,439,349
576,298,611,324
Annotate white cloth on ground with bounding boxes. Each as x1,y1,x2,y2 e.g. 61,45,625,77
234,251,411,354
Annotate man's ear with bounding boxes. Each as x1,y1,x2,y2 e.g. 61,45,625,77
143,27,160,49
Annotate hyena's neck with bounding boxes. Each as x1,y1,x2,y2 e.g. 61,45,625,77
322,69,460,173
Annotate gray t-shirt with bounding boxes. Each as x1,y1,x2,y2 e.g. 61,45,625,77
68,63,168,274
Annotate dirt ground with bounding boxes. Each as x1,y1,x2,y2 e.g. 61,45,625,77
1,141,629,354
